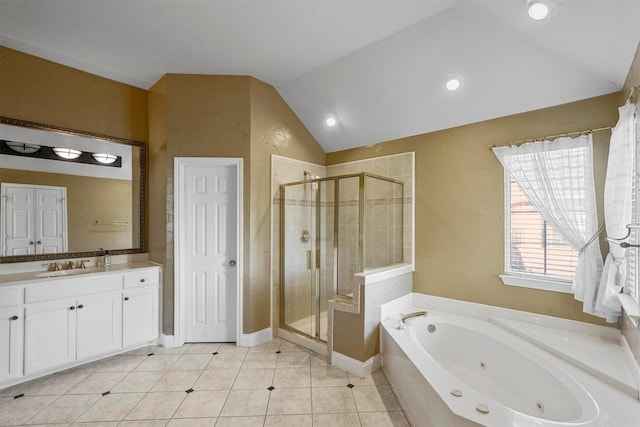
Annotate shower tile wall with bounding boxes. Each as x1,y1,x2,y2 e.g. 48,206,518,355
327,152,414,269
271,153,414,336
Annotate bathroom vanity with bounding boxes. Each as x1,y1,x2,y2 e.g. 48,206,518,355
0,263,161,388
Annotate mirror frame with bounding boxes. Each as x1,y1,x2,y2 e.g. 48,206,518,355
0,116,146,263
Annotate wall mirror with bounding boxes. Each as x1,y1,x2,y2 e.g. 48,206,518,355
0,117,145,263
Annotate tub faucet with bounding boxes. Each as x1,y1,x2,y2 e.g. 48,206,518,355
396,311,428,330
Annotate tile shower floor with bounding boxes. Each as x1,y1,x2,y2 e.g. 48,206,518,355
0,339,410,426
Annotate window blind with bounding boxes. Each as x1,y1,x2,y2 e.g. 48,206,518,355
627,120,639,302
507,179,578,281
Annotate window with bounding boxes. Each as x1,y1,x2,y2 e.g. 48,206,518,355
495,138,597,294
505,177,579,288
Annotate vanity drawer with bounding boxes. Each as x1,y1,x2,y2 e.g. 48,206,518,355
124,269,160,289
0,286,24,308
25,274,123,303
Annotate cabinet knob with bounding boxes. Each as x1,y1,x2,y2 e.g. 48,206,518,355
78,304,84,309
124,296,130,301
69,306,75,310
28,241,34,245
229,260,236,267
10,315,18,321
140,278,146,282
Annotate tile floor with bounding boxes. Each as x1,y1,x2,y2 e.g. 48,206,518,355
0,339,410,426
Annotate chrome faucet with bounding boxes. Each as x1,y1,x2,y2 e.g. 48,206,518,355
395,311,428,330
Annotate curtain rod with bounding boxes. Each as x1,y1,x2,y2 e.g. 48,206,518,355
488,126,613,150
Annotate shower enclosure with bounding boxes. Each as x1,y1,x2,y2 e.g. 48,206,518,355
279,172,404,342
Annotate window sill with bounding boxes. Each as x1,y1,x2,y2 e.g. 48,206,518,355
499,274,573,294
618,294,640,327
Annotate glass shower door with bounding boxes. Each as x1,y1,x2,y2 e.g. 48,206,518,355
281,181,319,339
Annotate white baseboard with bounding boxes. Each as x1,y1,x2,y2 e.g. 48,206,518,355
237,327,273,347
278,328,327,356
332,351,382,378
160,334,177,348
161,329,272,349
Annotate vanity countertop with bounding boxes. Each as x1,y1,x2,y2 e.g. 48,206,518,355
0,261,161,287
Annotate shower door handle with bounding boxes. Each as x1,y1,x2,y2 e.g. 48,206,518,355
307,250,313,270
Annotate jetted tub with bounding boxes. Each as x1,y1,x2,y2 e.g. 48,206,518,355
381,310,600,426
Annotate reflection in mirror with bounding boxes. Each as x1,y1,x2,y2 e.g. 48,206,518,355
0,117,145,263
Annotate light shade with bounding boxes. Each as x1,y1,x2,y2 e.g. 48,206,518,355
6,141,41,154
53,147,82,159
92,153,118,164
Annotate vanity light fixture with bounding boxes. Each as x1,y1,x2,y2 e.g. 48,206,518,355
92,153,118,164
527,0,557,20
5,141,41,154
53,147,82,159
325,117,337,127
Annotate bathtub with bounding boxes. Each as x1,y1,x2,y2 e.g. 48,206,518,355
381,310,600,427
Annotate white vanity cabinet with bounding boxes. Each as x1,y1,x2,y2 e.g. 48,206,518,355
0,264,161,387
24,297,78,374
0,307,24,382
122,269,160,347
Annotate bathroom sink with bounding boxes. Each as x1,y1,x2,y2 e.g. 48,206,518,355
36,268,98,278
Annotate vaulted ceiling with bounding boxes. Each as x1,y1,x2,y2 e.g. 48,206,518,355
1,0,638,152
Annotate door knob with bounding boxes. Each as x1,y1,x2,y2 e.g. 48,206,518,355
229,260,236,267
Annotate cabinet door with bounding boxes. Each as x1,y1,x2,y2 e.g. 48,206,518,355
0,307,24,382
25,298,76,374
122,286,159,347
77,292,122,360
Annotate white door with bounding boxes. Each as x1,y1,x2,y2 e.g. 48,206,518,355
2,184,67,256
177,159,240,343
35,187,67,254
3,185,34,256
25,298,77,374
76,292,122,359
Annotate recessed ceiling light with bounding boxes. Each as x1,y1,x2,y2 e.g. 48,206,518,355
326,117,337,127
527,0,556,20
445,77,461,91
53,147,82,159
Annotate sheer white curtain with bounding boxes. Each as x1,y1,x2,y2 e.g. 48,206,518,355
493,135,605,318
596,103,637,322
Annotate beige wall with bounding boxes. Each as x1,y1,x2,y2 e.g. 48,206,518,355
4,42,636,339
328,93,621,326
249,79,326,332
1,169,133,251
0,47,148,143
148,74,325,335
148,74,251,335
